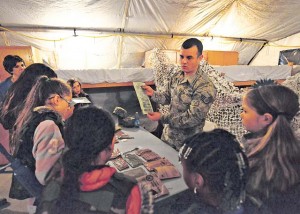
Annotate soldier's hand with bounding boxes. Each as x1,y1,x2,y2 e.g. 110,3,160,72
147,112,161,121
141,85,154,97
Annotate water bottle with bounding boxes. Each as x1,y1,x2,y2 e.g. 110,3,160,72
134,112,140,128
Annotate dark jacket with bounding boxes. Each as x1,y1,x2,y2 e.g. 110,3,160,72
37,166,139,214
244,182,300,214
9,109,63,200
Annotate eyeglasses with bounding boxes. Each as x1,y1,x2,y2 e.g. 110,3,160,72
59,95,76,107
48,95,76,107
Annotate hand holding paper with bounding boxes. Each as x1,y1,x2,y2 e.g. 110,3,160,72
147,112,161,121
141,85,154,97
133,82,154,114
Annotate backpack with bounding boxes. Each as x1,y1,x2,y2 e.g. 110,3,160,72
37,172,137,214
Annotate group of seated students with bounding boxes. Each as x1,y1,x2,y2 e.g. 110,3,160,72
0,57,300,214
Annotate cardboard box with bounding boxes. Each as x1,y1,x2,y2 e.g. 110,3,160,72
203,50,238,66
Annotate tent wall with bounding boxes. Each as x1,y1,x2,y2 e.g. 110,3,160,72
1,1,300,69
251,32,300,66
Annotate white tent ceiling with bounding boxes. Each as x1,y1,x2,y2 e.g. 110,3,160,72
0,0,300,69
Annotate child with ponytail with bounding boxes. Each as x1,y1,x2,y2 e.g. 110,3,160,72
241,85,300,213
9,76,74,212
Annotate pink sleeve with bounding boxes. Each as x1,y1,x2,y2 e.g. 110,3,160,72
32,120,65,185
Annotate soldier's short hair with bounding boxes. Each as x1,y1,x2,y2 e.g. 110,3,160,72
182,38,203,56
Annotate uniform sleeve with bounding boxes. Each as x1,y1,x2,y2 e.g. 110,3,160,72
151,74,175,106
126,185,142,214
161,82,216,128
151,90,171,106
32,120,65,185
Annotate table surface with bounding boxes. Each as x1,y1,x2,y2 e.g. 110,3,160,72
112,127,188,202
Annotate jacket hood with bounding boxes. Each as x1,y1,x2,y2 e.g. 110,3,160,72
79,166,116,191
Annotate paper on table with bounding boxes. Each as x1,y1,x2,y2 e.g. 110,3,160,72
71,97,91,104
123,167,147,178
133,82,153,114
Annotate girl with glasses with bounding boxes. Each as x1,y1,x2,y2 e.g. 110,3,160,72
9,76,73,213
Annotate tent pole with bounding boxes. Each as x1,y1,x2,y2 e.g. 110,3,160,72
247,42,268,65
117,0,131,68
0,25,268,43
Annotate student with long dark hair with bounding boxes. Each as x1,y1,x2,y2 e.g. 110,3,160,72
0,63,57,130
38,106,152,214
9,76,73,213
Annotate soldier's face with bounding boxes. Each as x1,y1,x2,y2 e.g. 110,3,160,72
180,46,203,76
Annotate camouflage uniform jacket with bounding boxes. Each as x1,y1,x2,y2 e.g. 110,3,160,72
151,65,216,150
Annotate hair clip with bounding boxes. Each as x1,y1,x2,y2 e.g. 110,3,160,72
183,147,193,159
178,144,186,159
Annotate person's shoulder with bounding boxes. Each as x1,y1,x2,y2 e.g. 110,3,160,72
37,119,57,128
169,70,185,85
79,91,88,97
0,77,12,89
33,112,63,135
194,67,215,87
264,183,300,213
194,72,216,97
199,61,216,72
0,76,12,83
33,107,63,123
244,183,300,214
200,71,215,85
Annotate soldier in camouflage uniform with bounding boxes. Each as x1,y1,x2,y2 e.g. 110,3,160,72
143,38,216,150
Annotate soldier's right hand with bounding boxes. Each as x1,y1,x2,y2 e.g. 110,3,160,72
141,85,154,97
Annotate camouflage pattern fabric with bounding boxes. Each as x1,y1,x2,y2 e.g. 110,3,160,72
282,73,300,134
150,48,177,115
150,49,247,143
151,65,216,150
201,60,247,141
150,50,300,144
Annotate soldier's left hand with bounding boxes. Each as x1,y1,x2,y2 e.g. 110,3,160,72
147,112,161,121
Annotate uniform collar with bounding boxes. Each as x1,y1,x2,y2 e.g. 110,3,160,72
180,65,202,85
